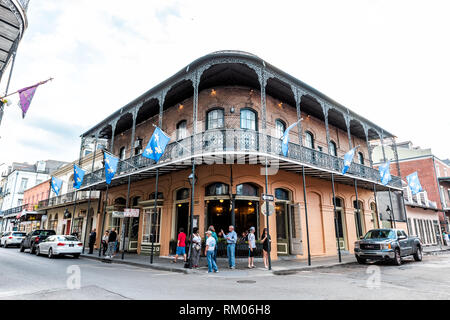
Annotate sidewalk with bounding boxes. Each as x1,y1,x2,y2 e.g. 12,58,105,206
80,249,356,275
422,244,450,255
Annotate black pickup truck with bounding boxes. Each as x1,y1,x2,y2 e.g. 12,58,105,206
20,229,56,254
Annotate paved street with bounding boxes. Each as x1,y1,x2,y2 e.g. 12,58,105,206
2,247,450,300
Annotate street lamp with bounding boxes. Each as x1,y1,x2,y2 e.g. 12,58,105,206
188,173,197,186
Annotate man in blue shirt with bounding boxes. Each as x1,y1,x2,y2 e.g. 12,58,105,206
221,225,237,269
205,231,219,273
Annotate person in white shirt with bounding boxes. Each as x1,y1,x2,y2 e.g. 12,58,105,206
248,227,256,269
205,231,218,273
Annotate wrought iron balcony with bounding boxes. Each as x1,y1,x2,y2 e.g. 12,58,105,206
17,0,30,11
38,190,100,210
81,129,402,190
0,205,24,218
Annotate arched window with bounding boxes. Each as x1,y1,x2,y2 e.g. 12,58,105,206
132,196,141,207
119,147,126,160
275,188,290,201
240,109,257,131
358,152,364,165
329,141,337,157
275,119,286,139
205,183,229,196
236,183,258,197
176,188,189,201
176,120,187,140
149,192,164,200
333,197,343,208
206,108,224,130
114,197,126,206
305,131,314,149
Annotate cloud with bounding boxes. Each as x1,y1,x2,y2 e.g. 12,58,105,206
0,0,449,165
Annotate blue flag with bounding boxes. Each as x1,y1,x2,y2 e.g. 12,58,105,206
407,172,423,195
51,177,63,196
342,147,356,174
104,152,119,185
142,127,170,163
379,161,392,186
73,164,85,190
281,121,300,157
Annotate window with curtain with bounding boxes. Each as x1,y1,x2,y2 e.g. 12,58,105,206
329,141,337,156
275,119,286,139
358,152,364,165
176,120,187,140
305,131,314,149
240,109,257,131
207,109,224,130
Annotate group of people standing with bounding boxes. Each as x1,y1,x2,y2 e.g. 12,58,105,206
87,227,119,259
172,225,272,272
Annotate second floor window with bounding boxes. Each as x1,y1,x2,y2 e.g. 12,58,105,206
119,147,126,160
240,109,257,131
358,152,364,165
329,141,337,157
305,131,314,149
177,120,187,140
19,178,28,192
275,119,286,139
207,109,224,130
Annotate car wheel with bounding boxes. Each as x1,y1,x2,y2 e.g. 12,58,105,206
19,244,25,252
48,248,53,259
36,247,40,256
356,256,366,265
30,244,36,254
73,254,80,259
413,246,422,261
393,249,402,266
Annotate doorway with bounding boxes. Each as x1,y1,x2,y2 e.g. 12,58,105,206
334,198,347,250
175,202,189,235
206,199,231,234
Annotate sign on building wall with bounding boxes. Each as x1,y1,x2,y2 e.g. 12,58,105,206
124,208,140,218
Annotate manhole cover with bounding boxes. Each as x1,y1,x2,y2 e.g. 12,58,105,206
237,280,256,284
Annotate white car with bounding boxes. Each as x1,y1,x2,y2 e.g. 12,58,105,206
0,231,27,248
36,235,83,259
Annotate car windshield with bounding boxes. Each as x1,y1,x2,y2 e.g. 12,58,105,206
363,230,396,240
39,230,56,236
57,236,78,242
12,232,26,236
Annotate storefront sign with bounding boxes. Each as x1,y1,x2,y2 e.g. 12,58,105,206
112,211,124,218
124,208,140,217
262,194,274,201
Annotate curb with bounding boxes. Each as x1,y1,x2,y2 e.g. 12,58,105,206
80,254,192,274
272,261,356,275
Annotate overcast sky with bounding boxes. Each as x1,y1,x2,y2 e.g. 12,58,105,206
0,0,448,165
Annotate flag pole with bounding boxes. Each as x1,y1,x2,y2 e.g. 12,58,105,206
264,156,272,270
151,168,159,264
0,78,53,100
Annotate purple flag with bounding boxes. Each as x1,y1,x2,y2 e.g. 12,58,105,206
18,84,39,118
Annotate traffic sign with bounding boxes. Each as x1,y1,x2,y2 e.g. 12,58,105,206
262,194,274,201
261,201,275,216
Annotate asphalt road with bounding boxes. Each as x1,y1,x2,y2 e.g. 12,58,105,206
1,247,450,300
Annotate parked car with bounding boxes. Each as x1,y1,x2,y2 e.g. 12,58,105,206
20,229,56,254
36,235,83,259
354,228,422,265
0,231,27,248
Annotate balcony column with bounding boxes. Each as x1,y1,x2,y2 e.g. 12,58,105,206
294,88,304,146
379,130,387,162
344,112,353,149
323,104,331,155
129,109,137,158
391,136,410,234
363,125,374,168
110,120,118,153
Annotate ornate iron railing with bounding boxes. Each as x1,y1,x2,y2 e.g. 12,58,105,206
0,205,24,217
81,129,402,189
17,0,30,11
38,190,100,209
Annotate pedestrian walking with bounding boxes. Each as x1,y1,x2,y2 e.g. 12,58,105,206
261,228,271,269
221,225,237,269
105,228,117,259
191,227,202,268
172,228,187,263
205,231,218,273
101,230,109,256
88,228,96,254
248,227,256,269
208,225,218,262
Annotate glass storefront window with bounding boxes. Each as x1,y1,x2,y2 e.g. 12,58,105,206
205,183,229,196
143,208,161,243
